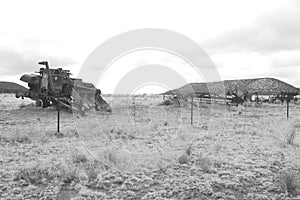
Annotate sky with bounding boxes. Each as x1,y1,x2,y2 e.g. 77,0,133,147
0,0,299,94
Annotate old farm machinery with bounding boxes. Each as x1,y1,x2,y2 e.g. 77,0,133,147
162,78,299,107
16,61,111,112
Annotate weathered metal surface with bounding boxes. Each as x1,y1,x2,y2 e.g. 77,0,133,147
16,61,111,112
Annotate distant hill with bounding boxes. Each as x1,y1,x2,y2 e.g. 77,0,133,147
163,78,299,96
0,81,28,94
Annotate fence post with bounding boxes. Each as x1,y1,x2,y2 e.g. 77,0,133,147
133,96,136,124
244,103,247,120
191,95,194,126
287,99,290,119
57,95,60,133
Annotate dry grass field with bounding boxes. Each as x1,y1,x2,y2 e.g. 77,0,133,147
1,93,300,200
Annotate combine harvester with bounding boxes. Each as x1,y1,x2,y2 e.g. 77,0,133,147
16,61,111,113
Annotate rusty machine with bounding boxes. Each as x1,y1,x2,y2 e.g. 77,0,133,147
16,61,111,112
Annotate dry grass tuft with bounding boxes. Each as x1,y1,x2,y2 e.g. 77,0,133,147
195,152,213,173
278,169,300,196
285,125,297,146
15,162,79,185
279,121,298,147
103,148,119,166
83,162,99,180
71,149,88,163
13,132,32,143
178,145,193,165
156,158,169,173
0,132,32,144
178,152,190,164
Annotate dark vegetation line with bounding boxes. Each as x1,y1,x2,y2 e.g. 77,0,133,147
0,81,27,94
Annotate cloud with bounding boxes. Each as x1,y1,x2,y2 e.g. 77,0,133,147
204,1,300,54
0,48,77,76
267,66,300,87
269,50,300,68
20,37,59,48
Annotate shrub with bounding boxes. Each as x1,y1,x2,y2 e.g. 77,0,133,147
103,148,118,166
196,152,213,173
178,153,190,164
5,132,32,144
71,149,88,163
57,164,79,184
84,162,99,180
37,133,50,143
15,162,79,185
278,169,300,196
285,125,297,146
156,159,168,173
277,121,298,147
15,133,31,143
280,122,298,147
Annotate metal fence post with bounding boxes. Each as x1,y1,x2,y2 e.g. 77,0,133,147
133,96,136,124
57,95,60,133
191,95,194,126
287,99,290,119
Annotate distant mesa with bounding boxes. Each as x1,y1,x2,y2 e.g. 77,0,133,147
163,77,299,96
0,81,28,94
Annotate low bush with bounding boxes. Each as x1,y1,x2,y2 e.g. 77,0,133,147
0,132,32,144
279,121,298,147
84,162,98,180
195,152,213,173
15,162,79,185
285,125,297,146
103,148,118,166
278,169,300,196
71,149,88,163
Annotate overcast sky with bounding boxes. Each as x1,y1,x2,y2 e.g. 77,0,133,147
0,0,299,94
